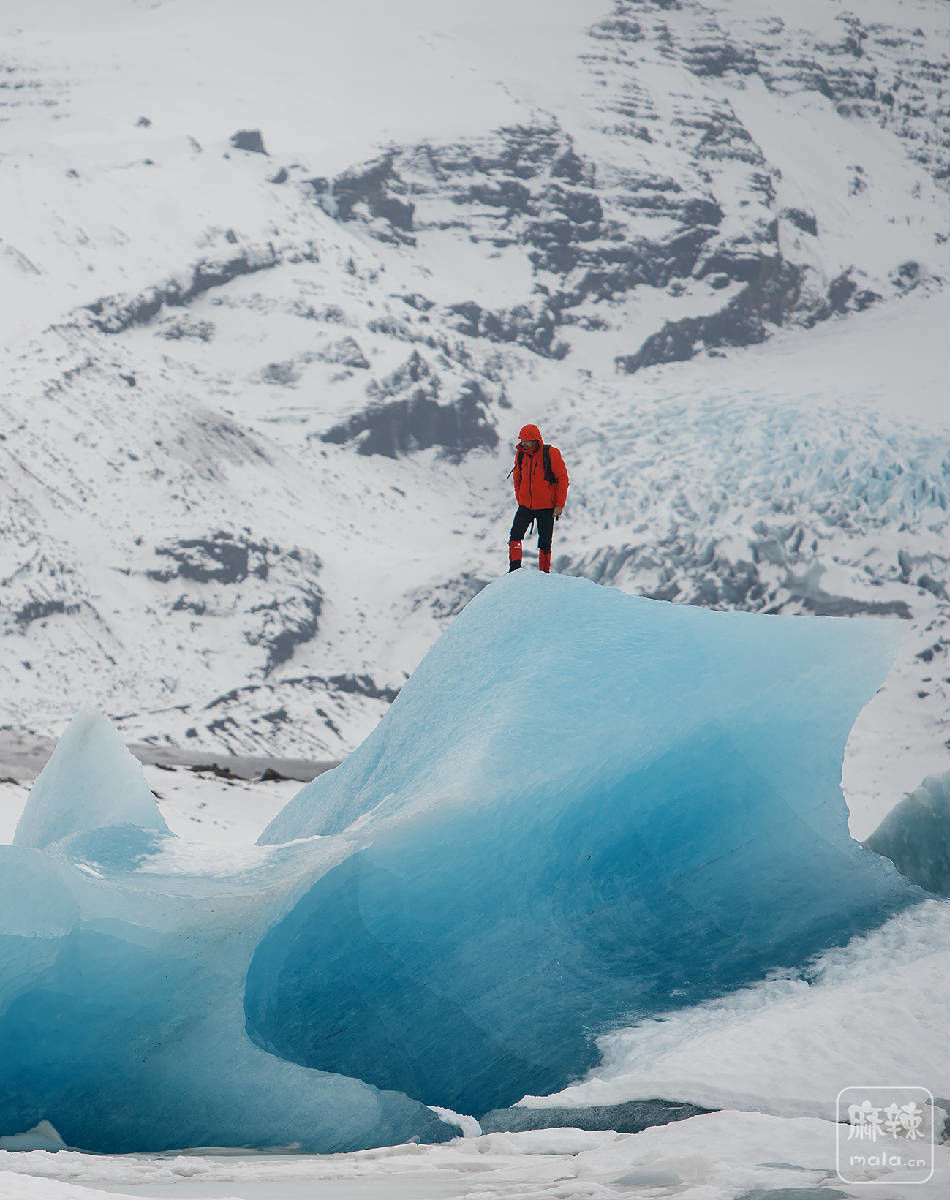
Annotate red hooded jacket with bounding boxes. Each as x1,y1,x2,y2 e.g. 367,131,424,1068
512,424,569,510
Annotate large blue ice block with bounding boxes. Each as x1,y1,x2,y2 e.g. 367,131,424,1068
248,573,921,1114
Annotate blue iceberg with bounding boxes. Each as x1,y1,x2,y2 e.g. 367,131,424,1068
249,574,921,1115
13,706,169,849
0,576,922,1149
0,713,455,1152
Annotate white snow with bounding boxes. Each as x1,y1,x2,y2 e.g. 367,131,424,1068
0,1110,946,1199
519,900,950,1122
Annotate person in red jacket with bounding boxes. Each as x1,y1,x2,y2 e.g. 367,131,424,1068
508,424,569,573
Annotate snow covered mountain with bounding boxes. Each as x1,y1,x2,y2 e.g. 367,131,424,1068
1,0,946,833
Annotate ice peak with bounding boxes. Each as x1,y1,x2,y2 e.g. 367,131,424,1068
13,707,169,849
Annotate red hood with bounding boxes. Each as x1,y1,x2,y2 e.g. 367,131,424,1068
518,423,543,447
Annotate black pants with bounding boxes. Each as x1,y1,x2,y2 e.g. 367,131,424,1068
509,506,555,553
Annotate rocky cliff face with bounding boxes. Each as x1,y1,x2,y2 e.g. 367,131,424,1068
313,0,945,379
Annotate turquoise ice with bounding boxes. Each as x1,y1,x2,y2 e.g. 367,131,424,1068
0,575,922,1148
0,714,454,1152
249,573,922,1114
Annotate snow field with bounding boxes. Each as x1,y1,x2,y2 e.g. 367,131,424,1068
1,1110,947,1200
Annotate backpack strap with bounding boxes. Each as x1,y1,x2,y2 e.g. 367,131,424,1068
542,444,557,486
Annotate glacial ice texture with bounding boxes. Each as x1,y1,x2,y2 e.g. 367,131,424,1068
12,708,168,848
0,575,923,1149
0,717,454,1152
248,574,922,1115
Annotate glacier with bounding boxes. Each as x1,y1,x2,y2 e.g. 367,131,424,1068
0,574,924,1150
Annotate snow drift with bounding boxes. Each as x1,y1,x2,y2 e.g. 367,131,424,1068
0,575,922,1149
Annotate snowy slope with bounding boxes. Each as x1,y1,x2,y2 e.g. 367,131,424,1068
0,0,947,836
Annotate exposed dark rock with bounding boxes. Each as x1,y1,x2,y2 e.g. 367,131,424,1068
616,256,804,372
149,534,325,677
914,573,947,599
408,573,491,622
795,591,911,618
447,300,568,358
395,292,435,312
159,316,216,342
682,197,724,225
891,261,921,292
149,535,324,673
684,39,758,77
828,271,858,311
205,672,399,712
147,532,264,584
321,379,499,460
314,109,855,366
326,673,401,701
550,147,589,184
15,598,81,628
367,349,437,400
481,1098,714,1134
863,772,950,895
800,270,882,325
696,250,770,284
170,595,207,615
87,244,320,333
463,179,531,211
311,154,414,234
677,107,766,166
230,129,267,154
190,762,240,779
294,302,347,325
447,301,482,338
247,584,324,674
589,15,645,44
320,336,370,370
267,167,289,184
547,184,603,227
830,270,881,313
780,207,819,236
261,360,300,386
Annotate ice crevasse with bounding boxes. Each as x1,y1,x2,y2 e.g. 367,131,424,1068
0,573,925,1151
